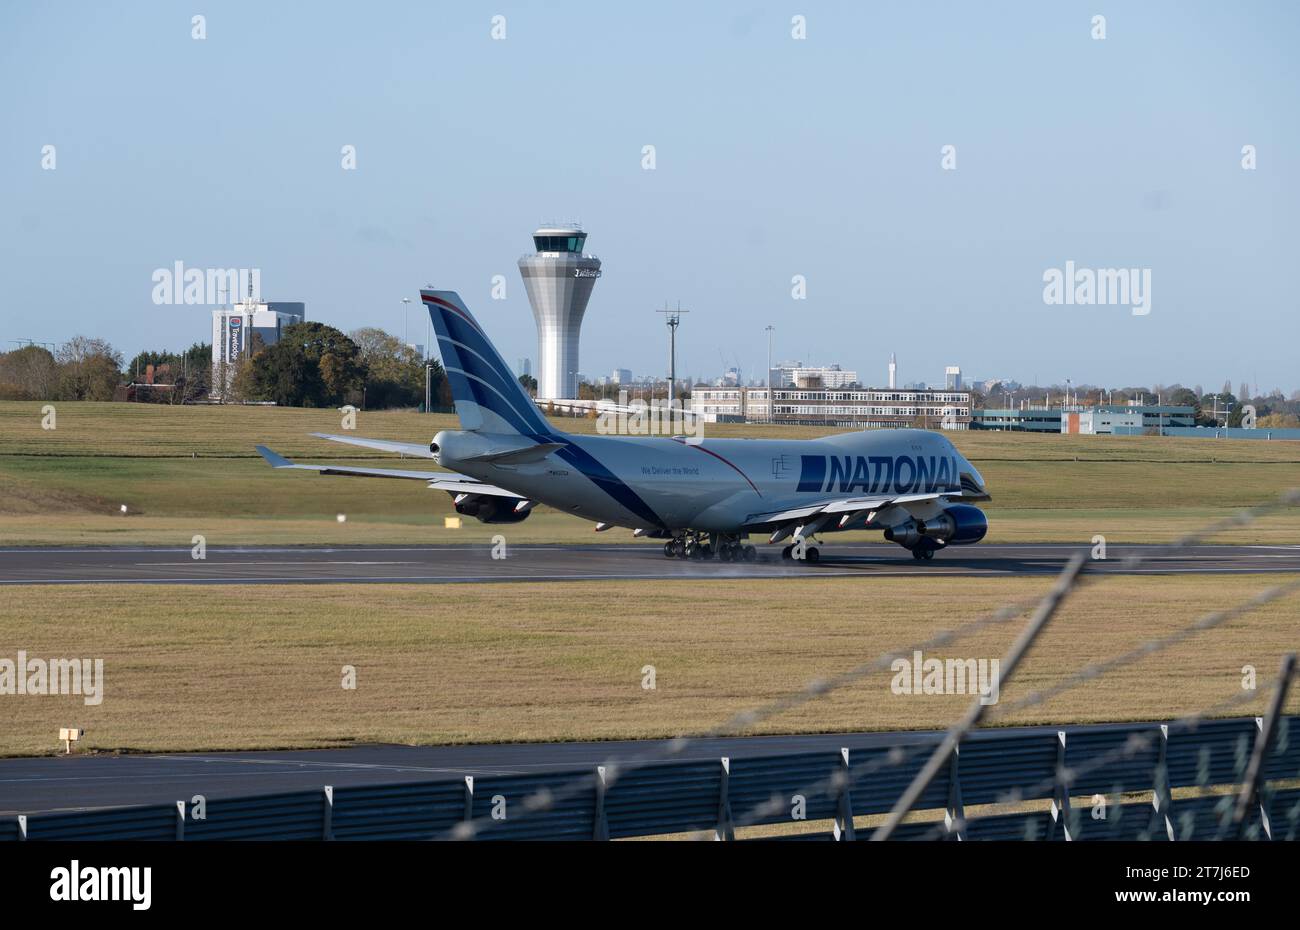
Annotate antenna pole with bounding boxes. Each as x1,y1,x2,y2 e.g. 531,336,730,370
658,305,689,406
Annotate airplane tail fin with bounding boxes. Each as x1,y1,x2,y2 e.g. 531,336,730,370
421,289,554,436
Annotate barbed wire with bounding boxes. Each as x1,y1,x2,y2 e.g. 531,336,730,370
733,493,1300,835
913,670,1296,842
446,594,1045,838
986,578,1300,721
731,572,1300,837
735,660,1293,840
448,487,1300,840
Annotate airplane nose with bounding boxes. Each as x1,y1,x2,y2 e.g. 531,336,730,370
960,458,987,494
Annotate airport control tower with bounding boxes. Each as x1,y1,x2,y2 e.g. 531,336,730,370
518,225,601,400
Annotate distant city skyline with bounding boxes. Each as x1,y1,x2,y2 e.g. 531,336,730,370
3,2,1297,393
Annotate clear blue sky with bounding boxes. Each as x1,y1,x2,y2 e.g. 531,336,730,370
2,1,1297,393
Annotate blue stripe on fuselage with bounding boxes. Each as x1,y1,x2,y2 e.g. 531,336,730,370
796,455,825,492
426,299,664,528
553,441,666,530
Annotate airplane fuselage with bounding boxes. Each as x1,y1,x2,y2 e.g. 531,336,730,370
260,289,990,559
434,426,985,535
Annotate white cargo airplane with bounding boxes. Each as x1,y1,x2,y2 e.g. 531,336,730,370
256,289,990,563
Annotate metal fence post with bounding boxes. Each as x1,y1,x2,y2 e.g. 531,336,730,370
462,776,475,826
945,744,966,841
175,800,185,840
1149,724,1176,841
1049,730,1073,841
1230,653,1295,839
16,815,26,841
593,766,610,841
833,748,856,841
323,786,334,841
715,757,734,841
1252,720,1273,841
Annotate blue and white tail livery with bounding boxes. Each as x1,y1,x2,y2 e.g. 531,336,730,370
257,288,991,563
421,289,551,437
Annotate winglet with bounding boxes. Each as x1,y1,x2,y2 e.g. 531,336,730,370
255,445,294,468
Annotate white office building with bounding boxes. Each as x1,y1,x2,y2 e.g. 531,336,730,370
692,386,971,429
211,299,305,398
767,363,859,389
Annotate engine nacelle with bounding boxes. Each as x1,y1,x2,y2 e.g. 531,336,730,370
885,505,988,549
451,493,532,524
883,518,923,549
920,504,988,545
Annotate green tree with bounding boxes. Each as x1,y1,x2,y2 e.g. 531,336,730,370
1165,386,1201,422
247,340,318,406
1199,392,1238,427
246,322,364,407
349,326,441,409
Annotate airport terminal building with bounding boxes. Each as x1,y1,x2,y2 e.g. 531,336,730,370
972,404,1195,433
691,386,972,429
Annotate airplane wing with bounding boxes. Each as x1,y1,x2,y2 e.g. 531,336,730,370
309,432,566,466
254,445,521,497
309,432,435,458
742,491,970,540
743,492,958,527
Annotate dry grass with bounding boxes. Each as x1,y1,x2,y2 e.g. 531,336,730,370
2,574,1296,757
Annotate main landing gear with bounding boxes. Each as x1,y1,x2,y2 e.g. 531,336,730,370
663,532,757,562
911,540,939,561
780,542,820,563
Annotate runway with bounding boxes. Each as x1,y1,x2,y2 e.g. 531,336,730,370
0,542,1297,585
1,723,1134,816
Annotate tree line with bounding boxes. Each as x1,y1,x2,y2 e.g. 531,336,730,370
0,322,450,410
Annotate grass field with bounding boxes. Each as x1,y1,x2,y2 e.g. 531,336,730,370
2,574,1296,757
0,401,1297,546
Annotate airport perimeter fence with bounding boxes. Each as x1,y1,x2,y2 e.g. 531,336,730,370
2,714,1298,842
4,489,1297,842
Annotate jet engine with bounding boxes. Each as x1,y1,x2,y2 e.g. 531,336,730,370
449,492,533,524
923,504,988,545
882,518,923,549
884,505,988,549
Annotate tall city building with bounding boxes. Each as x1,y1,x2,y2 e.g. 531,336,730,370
945,365,962,390
518,225,601,400
768,363,858,389
211,296,305,398
888,352,897,389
